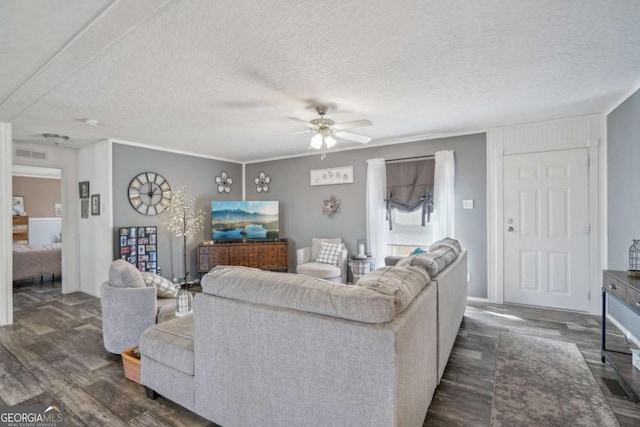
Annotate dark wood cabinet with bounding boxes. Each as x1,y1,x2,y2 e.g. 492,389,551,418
601,270,640,400
197,241,288,273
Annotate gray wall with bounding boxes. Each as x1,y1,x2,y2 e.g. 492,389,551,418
112,143,242,280
245,134,488,298
607,88,640,340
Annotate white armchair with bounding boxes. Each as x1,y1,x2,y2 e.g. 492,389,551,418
296,237,348,284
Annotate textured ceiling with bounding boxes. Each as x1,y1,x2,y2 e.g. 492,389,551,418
2,0,640,162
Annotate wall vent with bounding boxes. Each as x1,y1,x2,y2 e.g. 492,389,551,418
15,148,48,161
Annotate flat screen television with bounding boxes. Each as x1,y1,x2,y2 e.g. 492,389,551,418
211,201,279,241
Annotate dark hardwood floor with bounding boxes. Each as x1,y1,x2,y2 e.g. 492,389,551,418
2,280,639,426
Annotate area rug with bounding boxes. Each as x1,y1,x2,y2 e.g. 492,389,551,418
490,333,619,427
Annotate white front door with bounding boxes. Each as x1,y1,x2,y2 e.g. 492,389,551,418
503,148,589,311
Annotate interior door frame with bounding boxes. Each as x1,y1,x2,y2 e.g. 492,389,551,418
0,133,80,326
486,114,605,315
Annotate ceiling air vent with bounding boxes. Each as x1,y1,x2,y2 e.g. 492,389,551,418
15,148,48,161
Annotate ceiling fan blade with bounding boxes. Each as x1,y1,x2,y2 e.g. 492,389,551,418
335,131,371,144
288,117,317,129
333,119,373,131
286,130,312,136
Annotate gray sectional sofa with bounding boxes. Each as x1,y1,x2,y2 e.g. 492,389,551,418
139,244,468,427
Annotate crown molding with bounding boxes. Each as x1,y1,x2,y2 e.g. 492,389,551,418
604,81,640,116
109,138,242,164
242,129,485,165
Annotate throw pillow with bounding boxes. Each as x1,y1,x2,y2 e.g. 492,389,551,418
109,259,146,288
410,247,426,255
141,272,178,298
316,241,344,266
428,238,461,256
311,237,342,260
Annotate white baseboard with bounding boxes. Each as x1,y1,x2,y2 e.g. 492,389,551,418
607,314,640,348
467,296,491,302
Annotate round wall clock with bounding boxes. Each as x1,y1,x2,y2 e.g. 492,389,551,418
128,172,172,216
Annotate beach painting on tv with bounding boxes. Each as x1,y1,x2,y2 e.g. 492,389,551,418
211,200,279,240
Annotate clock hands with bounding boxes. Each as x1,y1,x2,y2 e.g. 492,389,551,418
146,185,161,198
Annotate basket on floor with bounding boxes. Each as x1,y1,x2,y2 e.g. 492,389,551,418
121,346,141,384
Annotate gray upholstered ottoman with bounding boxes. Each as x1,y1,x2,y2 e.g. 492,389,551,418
139,314,195,408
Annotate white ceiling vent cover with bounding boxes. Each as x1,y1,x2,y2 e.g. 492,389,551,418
15,148,48,161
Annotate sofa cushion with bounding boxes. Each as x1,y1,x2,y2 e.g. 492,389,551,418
356,266,430,314
297,261,342,279
384,256,403,266
311,237,342,260
316,242,344,266
428,238,461,256
140,314,194,376
141,272,178,298
202,266,396,323
109,260,145,288
396,247,457,277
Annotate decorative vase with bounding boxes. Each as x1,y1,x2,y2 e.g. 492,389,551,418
176,286,193,317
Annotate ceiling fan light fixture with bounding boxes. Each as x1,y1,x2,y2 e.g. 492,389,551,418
42,133,69,145
292,105,373,158
310,133,323,149
324,135,337,149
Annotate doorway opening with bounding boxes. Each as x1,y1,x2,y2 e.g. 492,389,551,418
12,165,63,301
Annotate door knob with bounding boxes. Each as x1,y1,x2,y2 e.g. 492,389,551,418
507,226,514,232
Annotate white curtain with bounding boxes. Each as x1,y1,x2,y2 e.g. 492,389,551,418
366,159,388,268
433,150,455,240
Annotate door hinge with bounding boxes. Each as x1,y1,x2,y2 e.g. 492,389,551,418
587,224,591,234
588,291,591,301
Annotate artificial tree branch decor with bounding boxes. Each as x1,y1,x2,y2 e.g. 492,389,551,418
165,187,206,283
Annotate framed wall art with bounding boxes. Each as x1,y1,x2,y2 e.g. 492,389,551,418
79,181,90,199
81,199,89,218
91,194,100,216
310,166,354,186
118,226,158,273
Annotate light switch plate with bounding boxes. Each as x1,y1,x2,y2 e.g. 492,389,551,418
463,199,474,209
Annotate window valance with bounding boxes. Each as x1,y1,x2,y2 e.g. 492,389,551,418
385,159,435,230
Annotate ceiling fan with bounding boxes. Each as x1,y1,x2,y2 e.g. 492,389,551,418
288,106,373,158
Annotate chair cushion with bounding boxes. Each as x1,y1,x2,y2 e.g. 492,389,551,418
140,315,194,376
109,260,145,288
428,238,461,256
141,272,178,298
316,242,344,266
297,261,342,280
396,247,457,277
311,237,342,260
157,298,177,323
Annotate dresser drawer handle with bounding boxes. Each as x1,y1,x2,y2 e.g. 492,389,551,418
609,283,617,290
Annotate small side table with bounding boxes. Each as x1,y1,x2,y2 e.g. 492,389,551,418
348,257,376,283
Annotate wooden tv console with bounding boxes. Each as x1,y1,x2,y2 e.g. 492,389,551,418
196,240,288,274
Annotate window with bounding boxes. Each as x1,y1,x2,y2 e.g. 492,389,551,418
387,209,434,256
385,157,435,256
